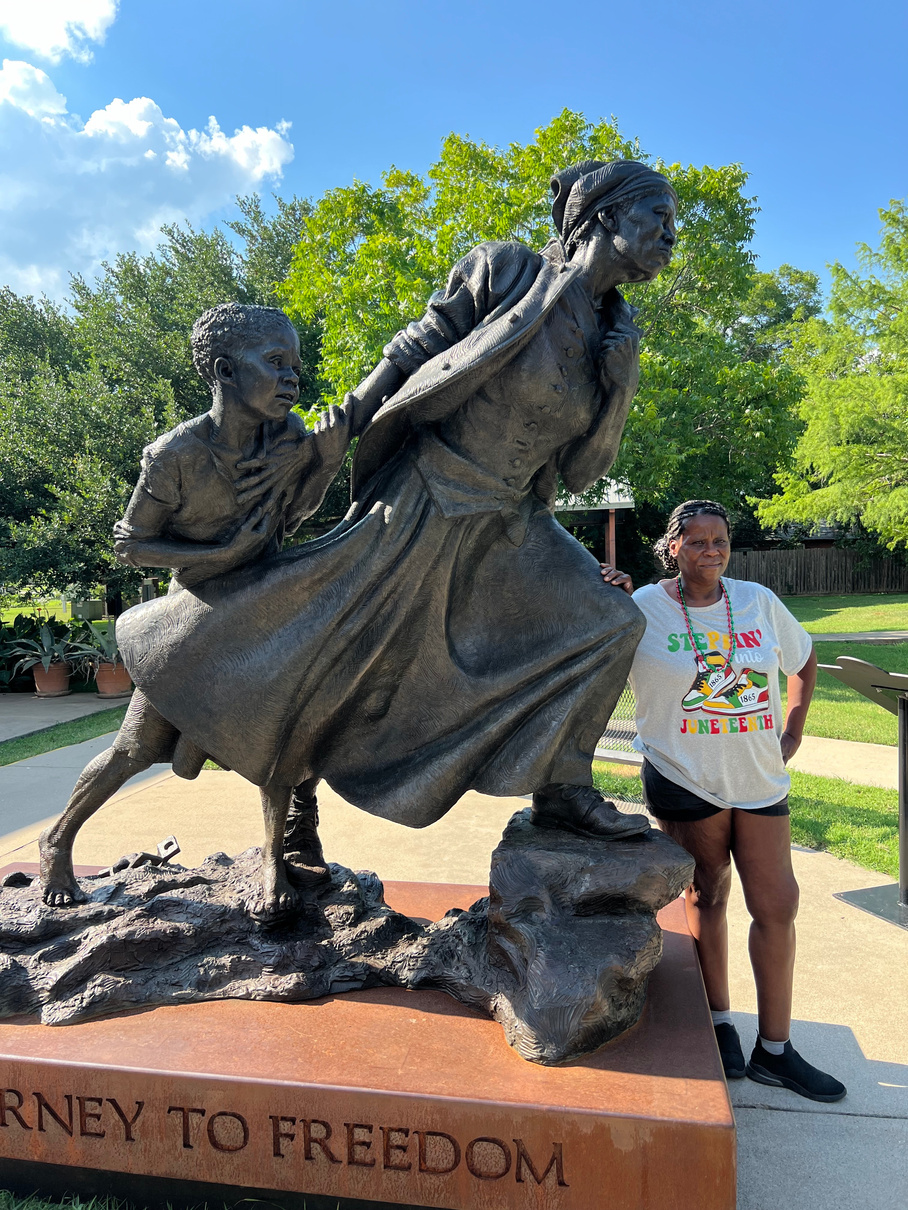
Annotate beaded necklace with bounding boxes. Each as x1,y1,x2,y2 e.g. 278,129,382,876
676,576,737,671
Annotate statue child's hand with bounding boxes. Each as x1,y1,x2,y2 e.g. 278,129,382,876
235,440,307,507
313,403,351,470
224,487,285,564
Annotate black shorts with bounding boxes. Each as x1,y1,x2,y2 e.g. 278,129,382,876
641,760,790,822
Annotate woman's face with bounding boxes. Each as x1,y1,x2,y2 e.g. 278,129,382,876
669,514,730,585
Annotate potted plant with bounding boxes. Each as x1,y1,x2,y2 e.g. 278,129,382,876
74,621,134,698
0,628,14,693
6,624,94,697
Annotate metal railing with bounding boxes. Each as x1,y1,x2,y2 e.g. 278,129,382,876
596,684,644,807
597,684,640,762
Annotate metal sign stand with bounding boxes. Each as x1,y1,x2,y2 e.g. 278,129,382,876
818,656,908,929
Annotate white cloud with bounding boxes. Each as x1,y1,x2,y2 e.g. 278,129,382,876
0,60,294,297
0,0,118,64
0,59,66,116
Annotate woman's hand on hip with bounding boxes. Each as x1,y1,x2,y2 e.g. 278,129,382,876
600,563,634,595
780,730,801,764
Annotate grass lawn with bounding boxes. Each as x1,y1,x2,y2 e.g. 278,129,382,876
780,641,908,746
780,593,908,633
1,600,71,624
0,706,128,768
593,761,898,878
788,770,898,877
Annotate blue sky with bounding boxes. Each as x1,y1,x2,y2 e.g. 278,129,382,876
0,0,905,298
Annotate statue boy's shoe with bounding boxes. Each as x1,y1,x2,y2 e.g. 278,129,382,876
531,783,650,839
283,788,331,884
702,669,770,717
682,651,738,712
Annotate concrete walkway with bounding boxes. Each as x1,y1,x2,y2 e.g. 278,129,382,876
0,732,169,856
0,691,127,744
0,730,906,1209
601,734,900,791
788,733,899,789
810,630,908,645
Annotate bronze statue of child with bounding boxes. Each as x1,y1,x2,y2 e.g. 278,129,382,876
39,302,350,916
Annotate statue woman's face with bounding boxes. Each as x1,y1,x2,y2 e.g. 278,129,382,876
604,191,677,282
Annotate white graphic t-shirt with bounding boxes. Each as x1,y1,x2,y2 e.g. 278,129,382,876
629,578,813,810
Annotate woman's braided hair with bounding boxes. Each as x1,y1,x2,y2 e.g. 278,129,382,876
653,500,731,574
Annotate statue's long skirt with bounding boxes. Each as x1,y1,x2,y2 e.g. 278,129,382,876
117,452,644,827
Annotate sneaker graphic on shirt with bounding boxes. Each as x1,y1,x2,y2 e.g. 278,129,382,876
702,669,770,717
681,651,738,712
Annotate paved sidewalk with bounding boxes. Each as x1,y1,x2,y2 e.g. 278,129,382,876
0,732,170,860
0,692,127,744
810,630,908,644
788,733,898,789
0,731,905,1210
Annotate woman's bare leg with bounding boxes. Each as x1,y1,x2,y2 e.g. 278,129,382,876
731,811,799,1042
40,748,152,906
658,812,734,1011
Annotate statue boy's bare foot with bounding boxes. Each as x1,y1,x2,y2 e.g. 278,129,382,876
251,863,299,922
39,831,88,907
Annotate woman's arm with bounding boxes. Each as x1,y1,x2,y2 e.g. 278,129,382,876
781,647,817,764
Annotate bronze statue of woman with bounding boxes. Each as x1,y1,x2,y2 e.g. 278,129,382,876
114,159,678,917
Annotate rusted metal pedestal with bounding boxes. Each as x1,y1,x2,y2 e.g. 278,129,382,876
0,878,735,1210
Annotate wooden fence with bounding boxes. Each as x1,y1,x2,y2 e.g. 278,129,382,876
726,547,908,596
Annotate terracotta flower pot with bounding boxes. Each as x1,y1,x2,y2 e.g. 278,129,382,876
33,663,71,697
95,662,133,698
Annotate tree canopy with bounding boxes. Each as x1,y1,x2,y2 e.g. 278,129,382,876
0,197,315,599
0,110,822,598
280,109,805,514
758,201,908,549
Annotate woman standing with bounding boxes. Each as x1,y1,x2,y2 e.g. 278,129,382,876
602,500,845,1101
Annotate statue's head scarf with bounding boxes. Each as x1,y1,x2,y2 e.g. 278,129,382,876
550,160,678,248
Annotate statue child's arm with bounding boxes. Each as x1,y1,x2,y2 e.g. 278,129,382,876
114,450,282,577
282,405,354,533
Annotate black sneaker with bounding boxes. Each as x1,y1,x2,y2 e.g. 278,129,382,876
746,1039,846,1102
714,1022,745,1079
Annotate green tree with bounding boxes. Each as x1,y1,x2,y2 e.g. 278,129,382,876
757,201,908,548
280,109,804,515
0,196,319,599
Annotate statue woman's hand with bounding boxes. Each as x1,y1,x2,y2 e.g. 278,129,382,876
600,563,634,596
600,329,640,398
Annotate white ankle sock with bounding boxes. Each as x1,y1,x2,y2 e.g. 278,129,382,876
710,1010,733,1027
759,1035,788,1055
